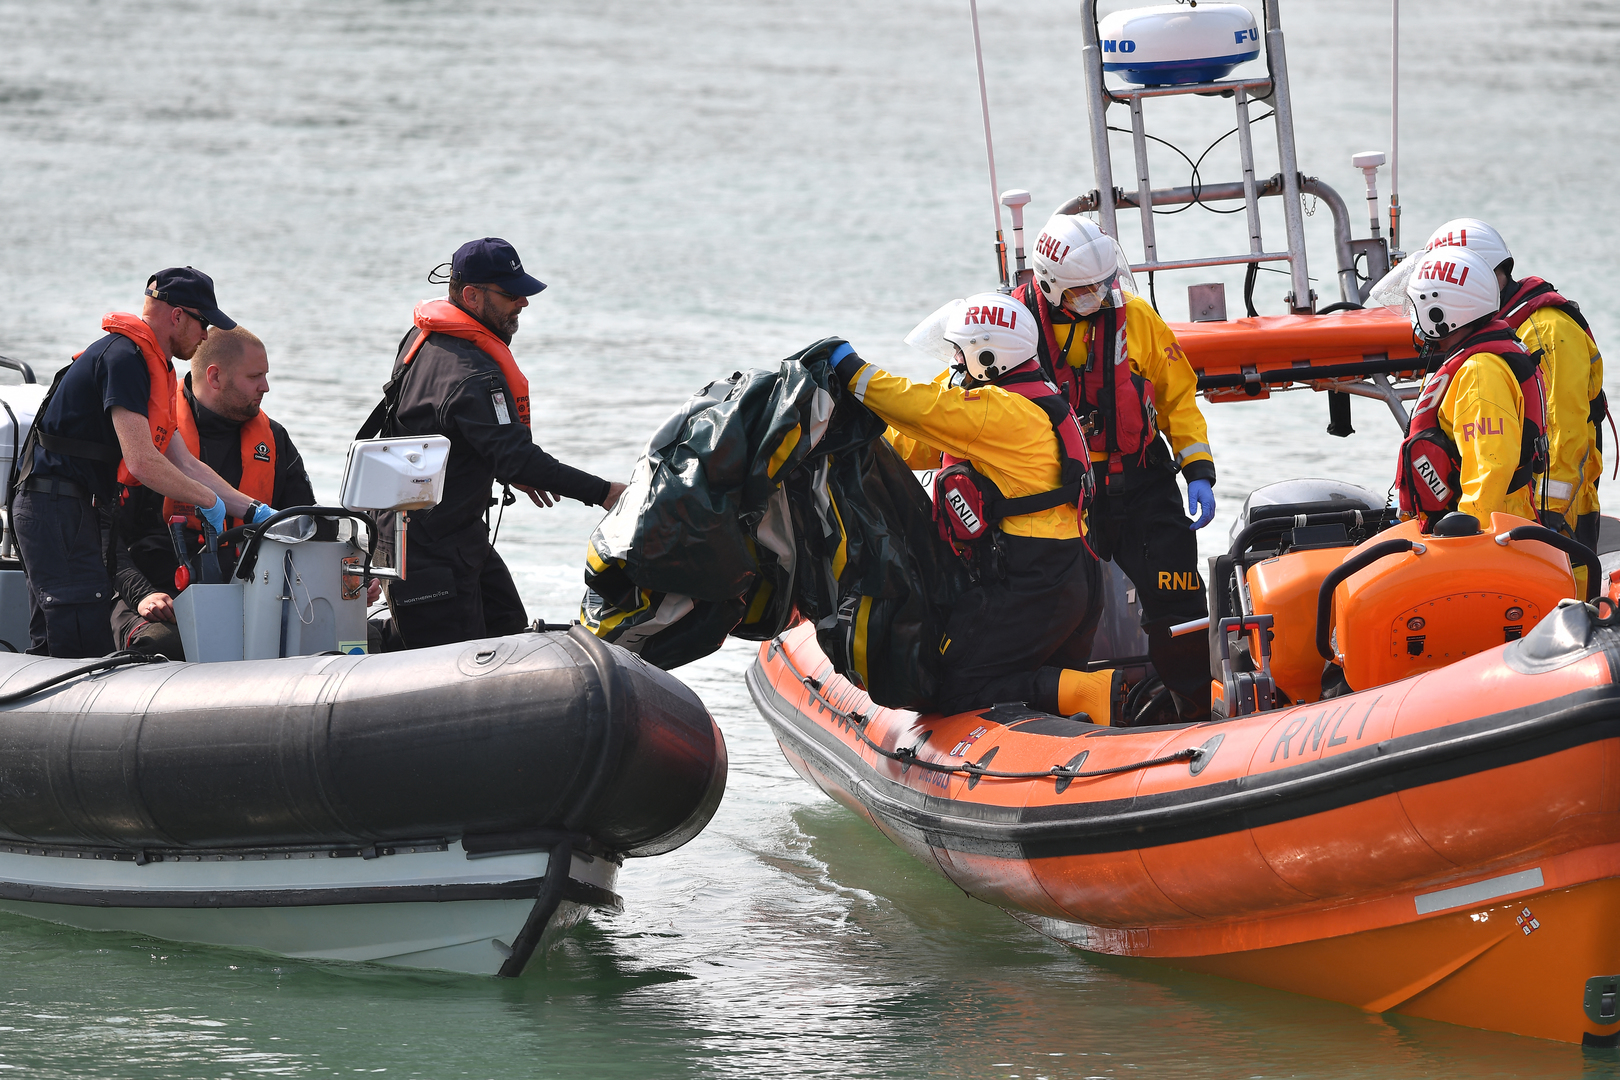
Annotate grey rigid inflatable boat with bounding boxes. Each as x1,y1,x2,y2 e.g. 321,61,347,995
0,626,727,975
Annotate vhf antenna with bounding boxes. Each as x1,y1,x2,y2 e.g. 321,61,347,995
969,0,1010,290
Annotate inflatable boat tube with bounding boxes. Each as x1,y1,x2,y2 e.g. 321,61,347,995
0,626,726,975
0,626,725,859
750,607,1620,1045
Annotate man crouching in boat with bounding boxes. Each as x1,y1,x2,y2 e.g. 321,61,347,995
830,293,1121,722
364,238,626,649
110,325,315,658
11,268,274,658
1014,213,1216,721
1422,218,1604,552
1397,246,1546,530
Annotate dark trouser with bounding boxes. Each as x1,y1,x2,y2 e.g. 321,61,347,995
12,489,115,658
384,520,527,650
1085,463,1211,717
933,534,1101,716
1576,511,1601,554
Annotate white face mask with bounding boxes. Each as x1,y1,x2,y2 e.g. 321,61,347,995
1060,278,1114,317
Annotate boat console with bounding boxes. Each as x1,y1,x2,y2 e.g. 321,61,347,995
1210,479,1599,717
171,435,450,662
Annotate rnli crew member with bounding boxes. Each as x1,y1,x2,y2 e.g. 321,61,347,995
111,326,313,657
370,238,625,649
833,293,1117,720
11,268,273,658
1423,218,1604,550
1397,246,1545,528
1017,213,1216,720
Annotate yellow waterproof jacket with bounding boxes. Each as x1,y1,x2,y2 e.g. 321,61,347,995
1437,351,1536,523
844,363,1082,540
1051,294,1215,480
1515,305,1604,522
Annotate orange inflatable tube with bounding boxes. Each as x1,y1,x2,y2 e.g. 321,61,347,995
750,597,1620,1045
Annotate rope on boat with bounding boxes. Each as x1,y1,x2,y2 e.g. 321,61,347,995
769,641,1204,783
0,651,168,707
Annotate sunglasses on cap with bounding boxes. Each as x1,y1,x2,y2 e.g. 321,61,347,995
145,286,212,330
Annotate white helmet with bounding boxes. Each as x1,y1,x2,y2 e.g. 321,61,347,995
1405,246,1500,342
1032,214,1119,315
942,292,1038,383
1425,217,1513,276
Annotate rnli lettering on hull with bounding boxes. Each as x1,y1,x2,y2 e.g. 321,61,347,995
1269,696,1381,763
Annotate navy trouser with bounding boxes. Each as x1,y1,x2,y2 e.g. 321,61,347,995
1085,463,1211,715
12,489,115,658
384,520,527,649
933,534,1102,716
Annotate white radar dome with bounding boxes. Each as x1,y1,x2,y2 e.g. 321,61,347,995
1099,3,1261,87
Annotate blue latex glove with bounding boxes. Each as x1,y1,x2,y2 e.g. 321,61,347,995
1186,478,1216,530
250,501,276,526
199,495,227,536
828,341,863,385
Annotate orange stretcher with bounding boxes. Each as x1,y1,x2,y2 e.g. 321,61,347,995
1168,306,1423,401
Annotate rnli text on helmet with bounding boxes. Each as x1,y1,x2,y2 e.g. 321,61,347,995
1036,233,1071,264
964,304,1018,329
1428,229,1469,251
1416,260,1472,288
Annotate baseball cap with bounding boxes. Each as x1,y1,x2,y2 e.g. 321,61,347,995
449,238,546,296
144,267,237,330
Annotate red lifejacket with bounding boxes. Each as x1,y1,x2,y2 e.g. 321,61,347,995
1397,321,1548,524
399,300,530,426
1500,277,1597,343
99,313,179,489
160,386,276,534
1500,276,1608,430
933,361,1092,555
1012,282,1157,470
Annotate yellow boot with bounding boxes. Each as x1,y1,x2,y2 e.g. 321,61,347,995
1057,668,1124,726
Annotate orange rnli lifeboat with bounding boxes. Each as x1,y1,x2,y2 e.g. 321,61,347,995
748,501,1620,1045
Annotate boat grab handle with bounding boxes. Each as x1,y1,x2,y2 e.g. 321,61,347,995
1315,538,1421,660
1494,524,1601,601
229,506,380,582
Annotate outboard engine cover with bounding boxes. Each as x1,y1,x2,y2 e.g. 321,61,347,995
1230,478,1387,545
1099,3,1261,87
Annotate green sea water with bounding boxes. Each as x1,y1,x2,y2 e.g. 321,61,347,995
2,0,1618,1075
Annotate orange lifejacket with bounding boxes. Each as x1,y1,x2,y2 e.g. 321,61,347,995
160,386,276,532
100,313,178,488
399,300,531,426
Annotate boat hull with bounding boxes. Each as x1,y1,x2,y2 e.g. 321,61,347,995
0,841,621,975
749,617,1620,1043
0,626,724,974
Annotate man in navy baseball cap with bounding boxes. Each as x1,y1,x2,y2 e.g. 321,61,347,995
360,237,621,651
449,237,547,297
144,266,237,332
